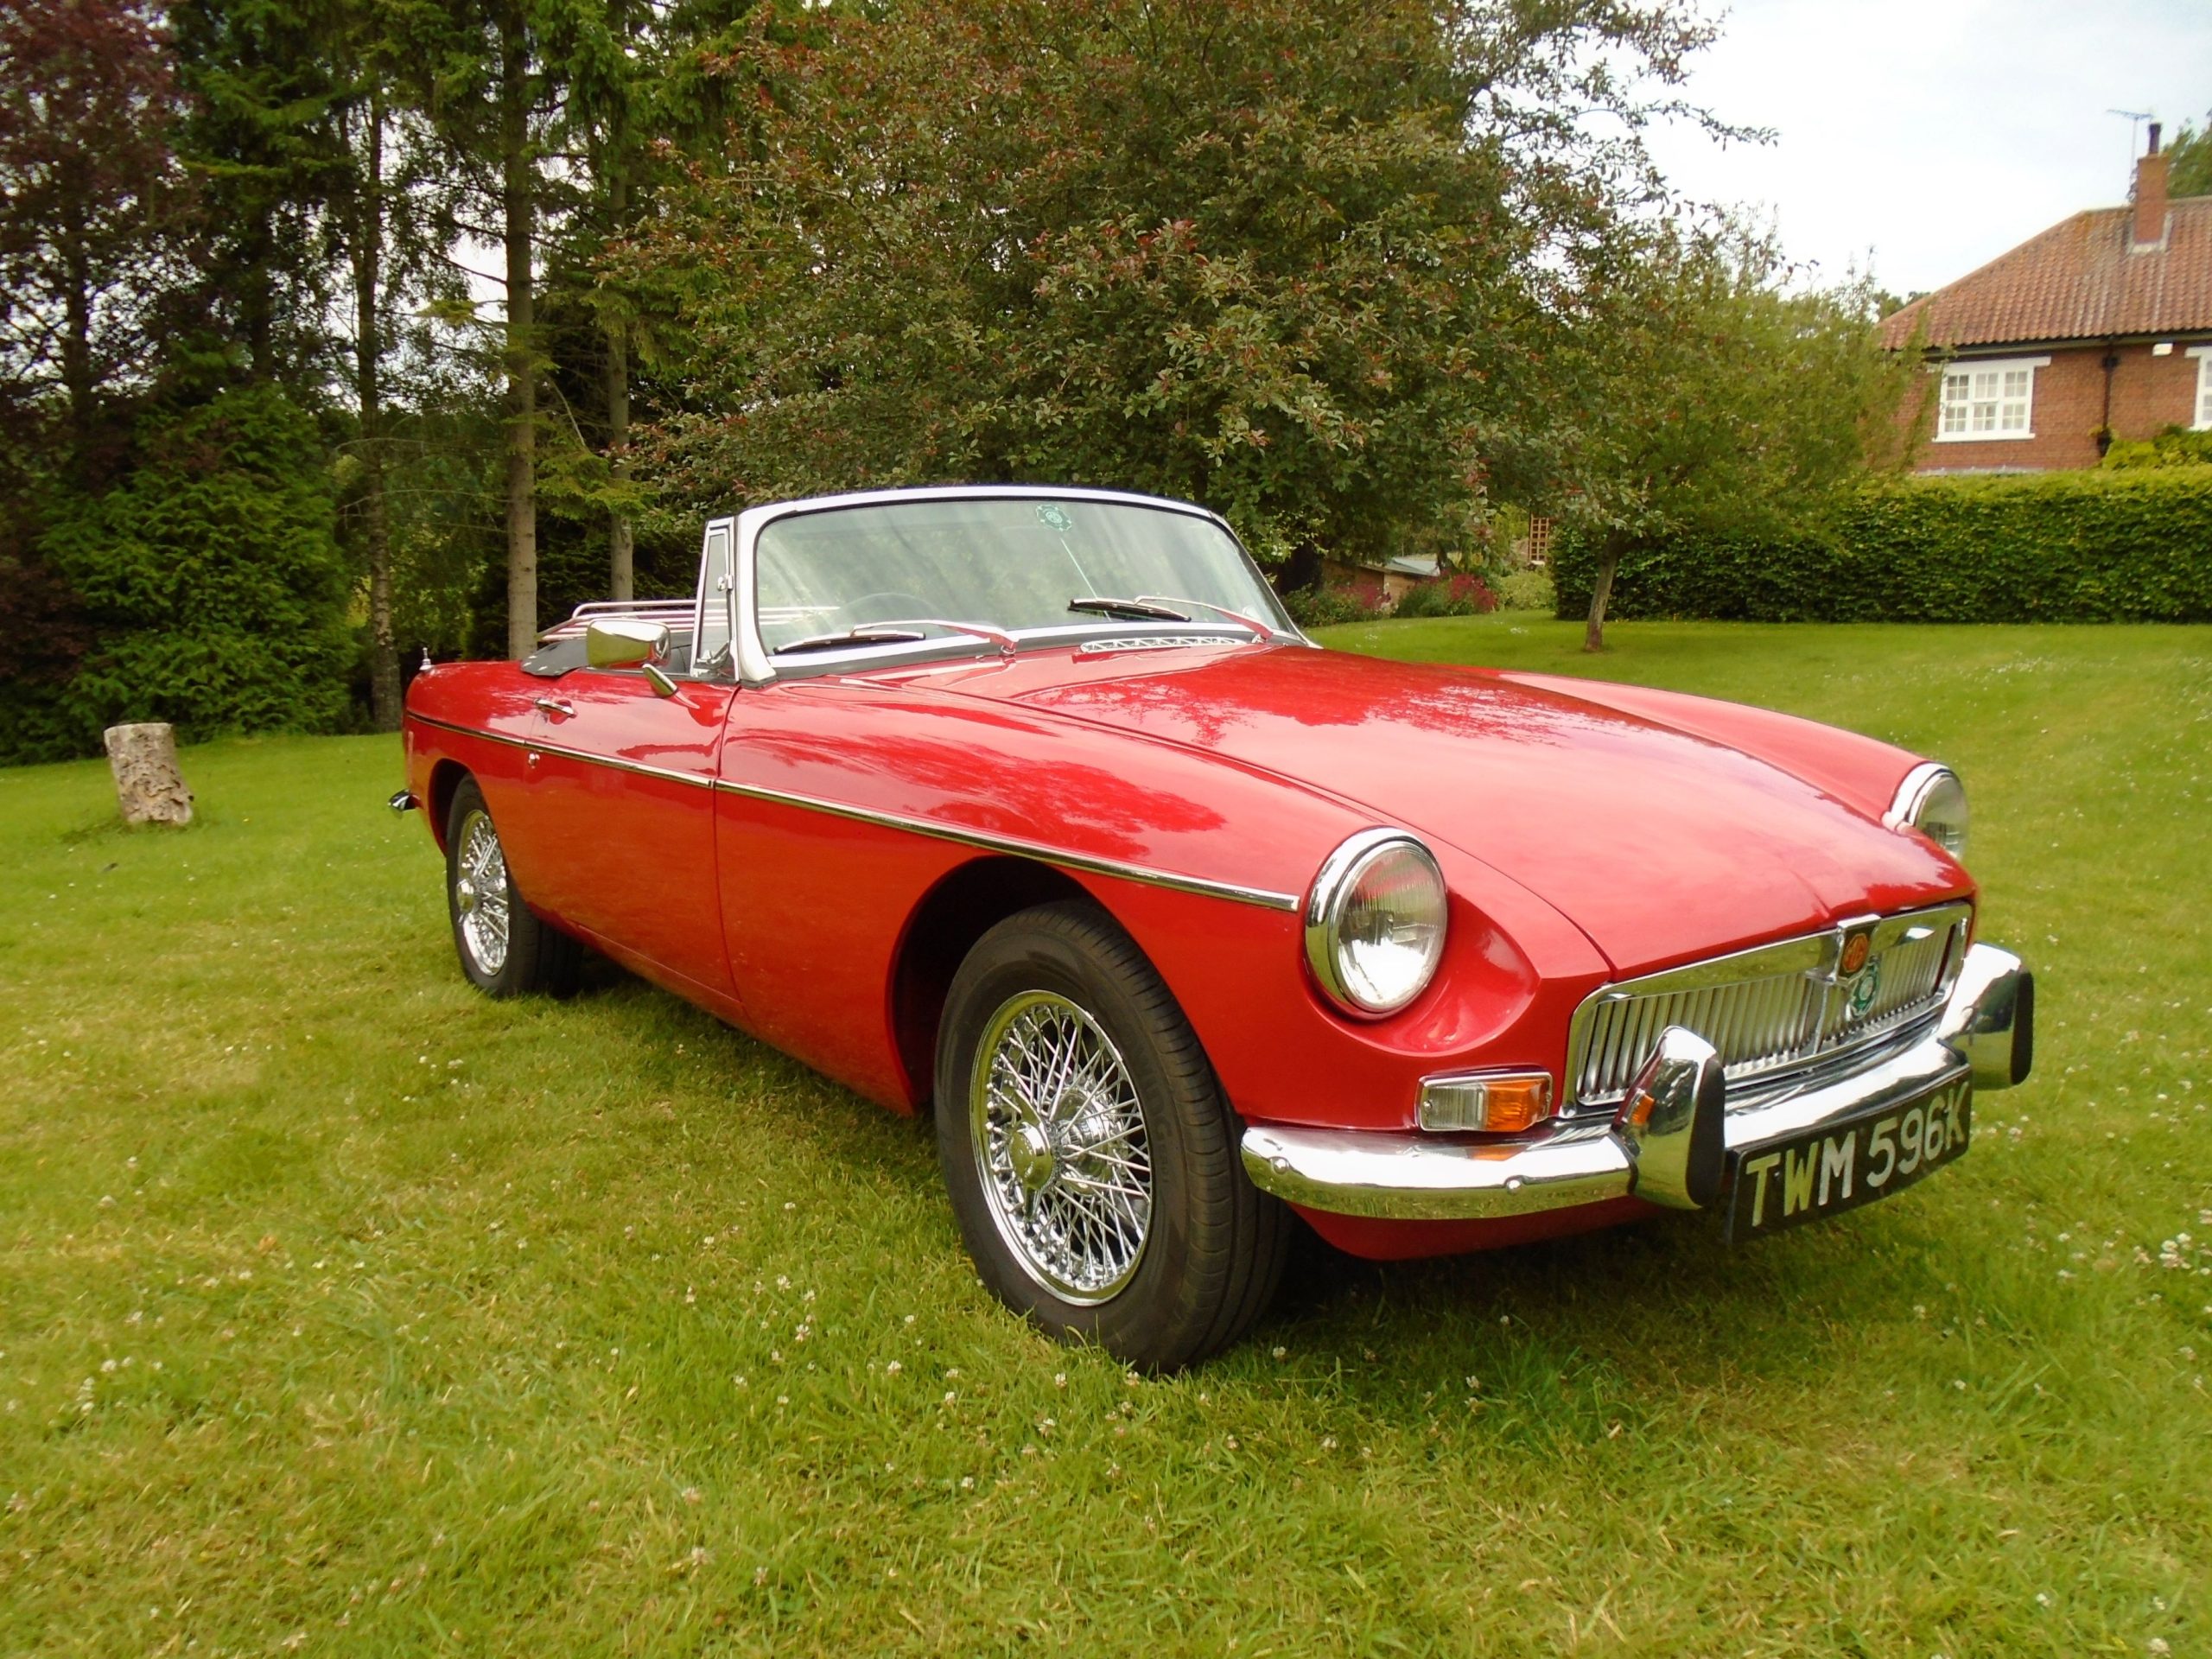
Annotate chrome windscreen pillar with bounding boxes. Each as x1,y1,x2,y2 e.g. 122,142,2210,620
1611,1027,1726,1209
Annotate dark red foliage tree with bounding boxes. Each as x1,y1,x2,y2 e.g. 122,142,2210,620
0,0,187,469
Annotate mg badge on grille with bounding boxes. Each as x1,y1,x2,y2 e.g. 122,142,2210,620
1839,926,1875,978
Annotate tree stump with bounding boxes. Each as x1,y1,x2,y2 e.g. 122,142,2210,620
104,722,194,826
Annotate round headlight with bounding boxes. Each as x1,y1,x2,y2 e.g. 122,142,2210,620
1888,763,1968,859
1304,830,1448,1017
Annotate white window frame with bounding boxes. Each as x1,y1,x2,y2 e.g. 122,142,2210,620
1932,354,2049,442
2189,346,2212,431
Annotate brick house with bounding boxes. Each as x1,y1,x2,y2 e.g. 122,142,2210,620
1878,125,2212,473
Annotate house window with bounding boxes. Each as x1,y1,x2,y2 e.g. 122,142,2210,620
1935,356,2048,441
2192,347,2212,430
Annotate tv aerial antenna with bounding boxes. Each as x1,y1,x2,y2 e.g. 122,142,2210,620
2108,108,2154,187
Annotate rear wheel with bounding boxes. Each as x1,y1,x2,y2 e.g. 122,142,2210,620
444,776,578,998
935,901,1287,1370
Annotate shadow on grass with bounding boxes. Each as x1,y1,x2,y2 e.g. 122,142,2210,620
57,811,210,845
544,937,1942,1436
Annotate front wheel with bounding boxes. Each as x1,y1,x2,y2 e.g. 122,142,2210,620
935,902,1288,1370
443,776,578,998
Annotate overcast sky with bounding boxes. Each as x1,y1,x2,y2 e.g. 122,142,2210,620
1643,0,2212,302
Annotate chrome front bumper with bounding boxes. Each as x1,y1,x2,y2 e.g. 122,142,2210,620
1240,943,2033,1224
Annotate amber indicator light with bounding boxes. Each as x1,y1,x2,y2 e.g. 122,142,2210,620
1417,1073,1554,1135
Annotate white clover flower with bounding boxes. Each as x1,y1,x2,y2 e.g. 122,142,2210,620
885,1361,902,1376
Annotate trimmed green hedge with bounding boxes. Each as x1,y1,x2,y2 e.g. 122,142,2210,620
1554,467,2212,623
2105,428,2212,470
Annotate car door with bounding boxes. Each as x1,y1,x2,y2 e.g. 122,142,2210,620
523,665,739,1001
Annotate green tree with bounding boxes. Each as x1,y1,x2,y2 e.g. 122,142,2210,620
629,0,1726,574
39,384,353,742
2167,110,2212,198
393,0,567,657
1558,224,1913,652
167,0,353,385
327,0,473,728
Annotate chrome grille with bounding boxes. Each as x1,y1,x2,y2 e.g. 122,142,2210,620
1566,903,1972,1110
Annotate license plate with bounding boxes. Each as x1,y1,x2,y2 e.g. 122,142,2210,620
1724,1077,1972,1242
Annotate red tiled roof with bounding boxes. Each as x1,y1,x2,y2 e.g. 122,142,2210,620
1878,196,2212,350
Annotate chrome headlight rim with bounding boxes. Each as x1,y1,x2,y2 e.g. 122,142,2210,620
1885,761,1968,859
1303,828,1449,1020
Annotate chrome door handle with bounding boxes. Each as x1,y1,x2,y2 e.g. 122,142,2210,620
533,698,575,719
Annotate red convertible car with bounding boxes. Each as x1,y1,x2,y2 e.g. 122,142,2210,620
395,485,2033,1368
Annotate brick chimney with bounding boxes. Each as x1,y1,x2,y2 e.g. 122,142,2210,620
2133,122,2170,249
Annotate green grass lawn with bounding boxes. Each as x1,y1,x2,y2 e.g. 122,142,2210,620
3,616,2209,1656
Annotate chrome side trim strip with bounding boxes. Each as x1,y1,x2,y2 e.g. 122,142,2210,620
407,714,713,791
710,777,1301,912
404,713,1300,911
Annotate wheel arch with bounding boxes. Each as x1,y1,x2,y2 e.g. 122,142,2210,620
888,856,1099,1111
425,758,471,852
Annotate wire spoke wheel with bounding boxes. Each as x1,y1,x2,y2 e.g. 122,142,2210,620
452,807,512,976
969,990,1154,1303
938,901,1287,1367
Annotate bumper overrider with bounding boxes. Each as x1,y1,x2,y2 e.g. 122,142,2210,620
1240,943,2033,1225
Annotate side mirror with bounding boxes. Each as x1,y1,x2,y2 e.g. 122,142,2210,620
585,617,680,698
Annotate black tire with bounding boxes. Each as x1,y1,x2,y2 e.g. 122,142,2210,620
443,775,579,998
935,901,1288,1370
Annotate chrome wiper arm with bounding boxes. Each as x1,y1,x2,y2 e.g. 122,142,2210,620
773,626,929,655
772,619,1020,659
1136,594,1287,642
1067,595,1192,622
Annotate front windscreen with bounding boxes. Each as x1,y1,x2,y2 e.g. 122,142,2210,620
753,496,1290,654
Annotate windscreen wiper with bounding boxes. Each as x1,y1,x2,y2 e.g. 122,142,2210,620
1067,595,1192,622
773,626,930,655
772,619,1020,659
1137,594,1288,641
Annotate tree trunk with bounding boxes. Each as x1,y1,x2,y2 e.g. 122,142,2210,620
60,195,94,467
356,93,401,732
605,185,633,602
501,14,538,660
603,81,634,602
104,723,194,826
1583,531,1627,653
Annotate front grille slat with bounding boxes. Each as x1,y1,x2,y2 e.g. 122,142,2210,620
1566,906,1970,1112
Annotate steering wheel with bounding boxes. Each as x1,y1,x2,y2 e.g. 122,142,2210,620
840,591,938,626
